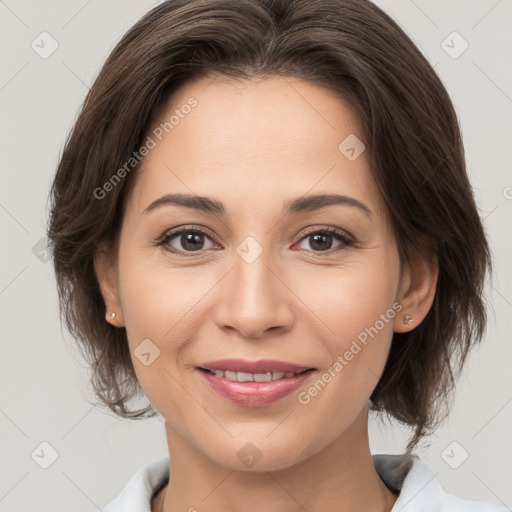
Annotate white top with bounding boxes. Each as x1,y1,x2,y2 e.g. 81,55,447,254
102,453,508,511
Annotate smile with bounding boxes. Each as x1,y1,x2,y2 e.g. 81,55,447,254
199,368,309,382
195,359,316,407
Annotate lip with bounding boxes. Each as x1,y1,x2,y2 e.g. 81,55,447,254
196,359,316,407
198,358,313,374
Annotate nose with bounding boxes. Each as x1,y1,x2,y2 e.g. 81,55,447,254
214,245,295,339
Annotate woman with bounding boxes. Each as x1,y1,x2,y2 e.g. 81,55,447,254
47,0,507,510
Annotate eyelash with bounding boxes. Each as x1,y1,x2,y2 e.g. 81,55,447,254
155,224,354,256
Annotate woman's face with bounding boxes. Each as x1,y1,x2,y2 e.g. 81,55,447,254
102,75,413,470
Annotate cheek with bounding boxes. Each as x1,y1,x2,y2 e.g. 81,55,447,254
117,244,204,342
117,269,194,418
294,252,401,403
295,252,400,347
116,246,225,399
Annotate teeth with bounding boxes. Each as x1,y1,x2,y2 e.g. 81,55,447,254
253,373,272,382
237,372,254,382
207,369,303,382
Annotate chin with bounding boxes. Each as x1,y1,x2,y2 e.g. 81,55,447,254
203,435,314,473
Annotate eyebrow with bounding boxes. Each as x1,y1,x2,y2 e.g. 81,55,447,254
143,193,372,217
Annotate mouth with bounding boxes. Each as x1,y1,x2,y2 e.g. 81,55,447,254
197,367,314,382
195,359,317,407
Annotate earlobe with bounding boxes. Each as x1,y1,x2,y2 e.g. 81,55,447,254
93,244,125,327
394,249,438,333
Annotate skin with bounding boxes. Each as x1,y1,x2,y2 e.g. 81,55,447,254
94,75,438,512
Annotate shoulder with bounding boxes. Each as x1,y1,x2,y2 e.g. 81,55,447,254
373,453,508,512
102,455,170,512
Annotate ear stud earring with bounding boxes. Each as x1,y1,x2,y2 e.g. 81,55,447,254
403,314,413,324
107,311,116,321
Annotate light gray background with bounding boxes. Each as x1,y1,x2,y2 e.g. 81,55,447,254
0,0,511,510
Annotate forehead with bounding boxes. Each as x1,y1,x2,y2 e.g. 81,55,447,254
158,74,364,156
127,75,384,220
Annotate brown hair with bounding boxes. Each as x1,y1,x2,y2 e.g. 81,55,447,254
47,0,491,452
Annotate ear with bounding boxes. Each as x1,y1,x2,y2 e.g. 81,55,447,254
393,244,438,333
93,242,125,328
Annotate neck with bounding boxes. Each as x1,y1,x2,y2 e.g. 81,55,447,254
155,407,397,512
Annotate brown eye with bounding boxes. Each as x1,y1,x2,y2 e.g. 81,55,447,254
296,228,353,253
158,227,217,254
